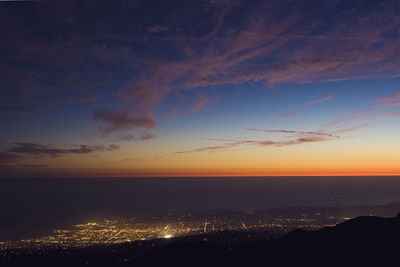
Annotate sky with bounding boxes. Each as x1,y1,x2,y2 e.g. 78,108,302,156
1,0,400,177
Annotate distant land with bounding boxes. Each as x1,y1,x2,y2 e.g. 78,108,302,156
2,210,400,266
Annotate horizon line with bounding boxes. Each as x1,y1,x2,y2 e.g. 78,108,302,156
2,174,400,180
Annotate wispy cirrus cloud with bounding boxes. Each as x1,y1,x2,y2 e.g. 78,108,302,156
277,111,298,118
176,136,334,154
92,109,157,135
139,131,156,140
246,128,340,138
369,91,400,109
306,93,336,105
177,122,373,154
326,90,400,126
168,107,181,118
146,25,170,33
277,93,336,119
191,94,210,112
176,144,234,154
363,112,400,121
372,91,400,103
331,124,370,134
8,143,120,158
0,142,120,171
117,131,156,142
327,111,400,126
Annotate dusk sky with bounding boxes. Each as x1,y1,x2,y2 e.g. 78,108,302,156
1,0,400,177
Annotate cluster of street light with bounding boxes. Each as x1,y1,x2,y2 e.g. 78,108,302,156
0,210,353,250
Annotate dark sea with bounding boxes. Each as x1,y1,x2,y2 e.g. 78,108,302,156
2,176,400,241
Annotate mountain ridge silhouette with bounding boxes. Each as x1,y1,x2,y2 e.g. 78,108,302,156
141,213,400,266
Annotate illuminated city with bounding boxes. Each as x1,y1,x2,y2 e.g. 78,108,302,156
0,209,361,250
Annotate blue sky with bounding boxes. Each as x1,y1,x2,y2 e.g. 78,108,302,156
1,0,400,177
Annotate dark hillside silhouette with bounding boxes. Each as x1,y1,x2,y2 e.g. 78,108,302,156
141,213,400,266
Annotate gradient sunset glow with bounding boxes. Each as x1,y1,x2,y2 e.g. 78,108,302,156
1,0,400,178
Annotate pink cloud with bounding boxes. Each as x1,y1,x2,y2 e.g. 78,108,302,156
139,131,156,140
326,89,400,126
328,109,400,127
277,111,298,118
372,91,400,102
365,112,400,121
146,25,170,33
176,127,343,154
168,107,181,118
369,91,400,109
191,94,210,112
246,128,339,138
117,132,156,141
382,101,400,108
176,136,335,154
92,108,157,135
331,124,369,134
118,134,136,141
306,93,336,105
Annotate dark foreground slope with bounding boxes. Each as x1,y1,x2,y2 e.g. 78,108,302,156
141,213,400,267
3,213,400,267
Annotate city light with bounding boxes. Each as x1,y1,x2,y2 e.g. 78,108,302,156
0,210,351,250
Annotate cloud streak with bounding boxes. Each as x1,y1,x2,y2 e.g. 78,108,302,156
306,93,336,105
0,142,121,170
8,143,120,158
372,91,400,103
176,126,344,154
331,124,370,134
277,112,298,118
191,94,210,112
176,136,334,154
92,109,157,135
177,122,373,154
246,128,340,138
326,89,400,126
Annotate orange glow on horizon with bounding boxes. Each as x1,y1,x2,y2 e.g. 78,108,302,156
11,166,400,178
